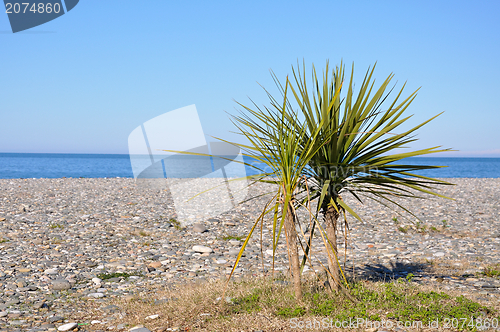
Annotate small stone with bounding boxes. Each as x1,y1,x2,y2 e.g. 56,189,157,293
148,261,162,269
0,217,6,221
0,311,7,317
44,268,58,275
92,277,102,284
481,284,497,289
101,305,120,313
57,323,78,331
40,323,56,329
145,314,159,319
433,252,445,257
192,223,207,233
33,300,47,309
6,298,21,305
52,279,71,290
129,326,151,332
192,245,213,253
88,292,105,298
228,248,244,256
17,268,31,273
49,316,65,323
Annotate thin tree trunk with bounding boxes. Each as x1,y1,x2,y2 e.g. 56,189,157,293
324,203,340,292
284,202,302,300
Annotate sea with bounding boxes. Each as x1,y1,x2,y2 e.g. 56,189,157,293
0,153,499,179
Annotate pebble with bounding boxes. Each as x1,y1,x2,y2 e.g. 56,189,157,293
44,268,58,275
0,178,499,331
92,277,102,284
57,322,78,331
130,326,151,332
192,245,213,253
52,279,71,290
192,223,207,233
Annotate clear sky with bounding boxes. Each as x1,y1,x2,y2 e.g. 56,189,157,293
1,1,499,156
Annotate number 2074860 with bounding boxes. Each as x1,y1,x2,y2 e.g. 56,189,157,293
5,2,61,14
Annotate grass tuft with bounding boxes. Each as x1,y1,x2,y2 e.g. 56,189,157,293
113,275,498,331
480,264,500,278
221,235,244,241
97,272,141,280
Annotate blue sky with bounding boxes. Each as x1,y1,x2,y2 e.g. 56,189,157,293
1,1,499,156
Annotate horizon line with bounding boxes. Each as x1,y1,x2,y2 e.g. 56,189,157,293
1,152,500,158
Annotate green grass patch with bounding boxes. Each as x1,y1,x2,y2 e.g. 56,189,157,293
0,238,9,243
49,223,64,229
97,272,141,280
275,306,306,318
398,226,409,233
221,235,244,241
226,278,497,330
480,264,500,278
168,218,184,230
231,290,262,314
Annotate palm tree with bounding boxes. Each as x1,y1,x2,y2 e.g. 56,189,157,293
225,78,337,299
163,61,452,300
281,61,453,291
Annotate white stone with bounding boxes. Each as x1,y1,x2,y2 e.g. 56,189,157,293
192,245,212,253
216,259,227,264
58,322,78,331
91,320,102,324
88,292,105,298
145,314,159,319
434,252,445,257
192,223,207,233
229,248,244,256
92,277,102,284
44,268,58,275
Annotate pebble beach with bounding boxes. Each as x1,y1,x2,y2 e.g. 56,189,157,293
0,178,499,331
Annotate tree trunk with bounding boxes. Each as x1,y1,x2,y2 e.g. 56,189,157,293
324,203,340,292
284,202,302,300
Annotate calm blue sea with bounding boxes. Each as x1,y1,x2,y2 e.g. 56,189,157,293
0,153,499,179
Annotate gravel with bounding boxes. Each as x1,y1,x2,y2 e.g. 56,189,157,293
0,177,499,331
